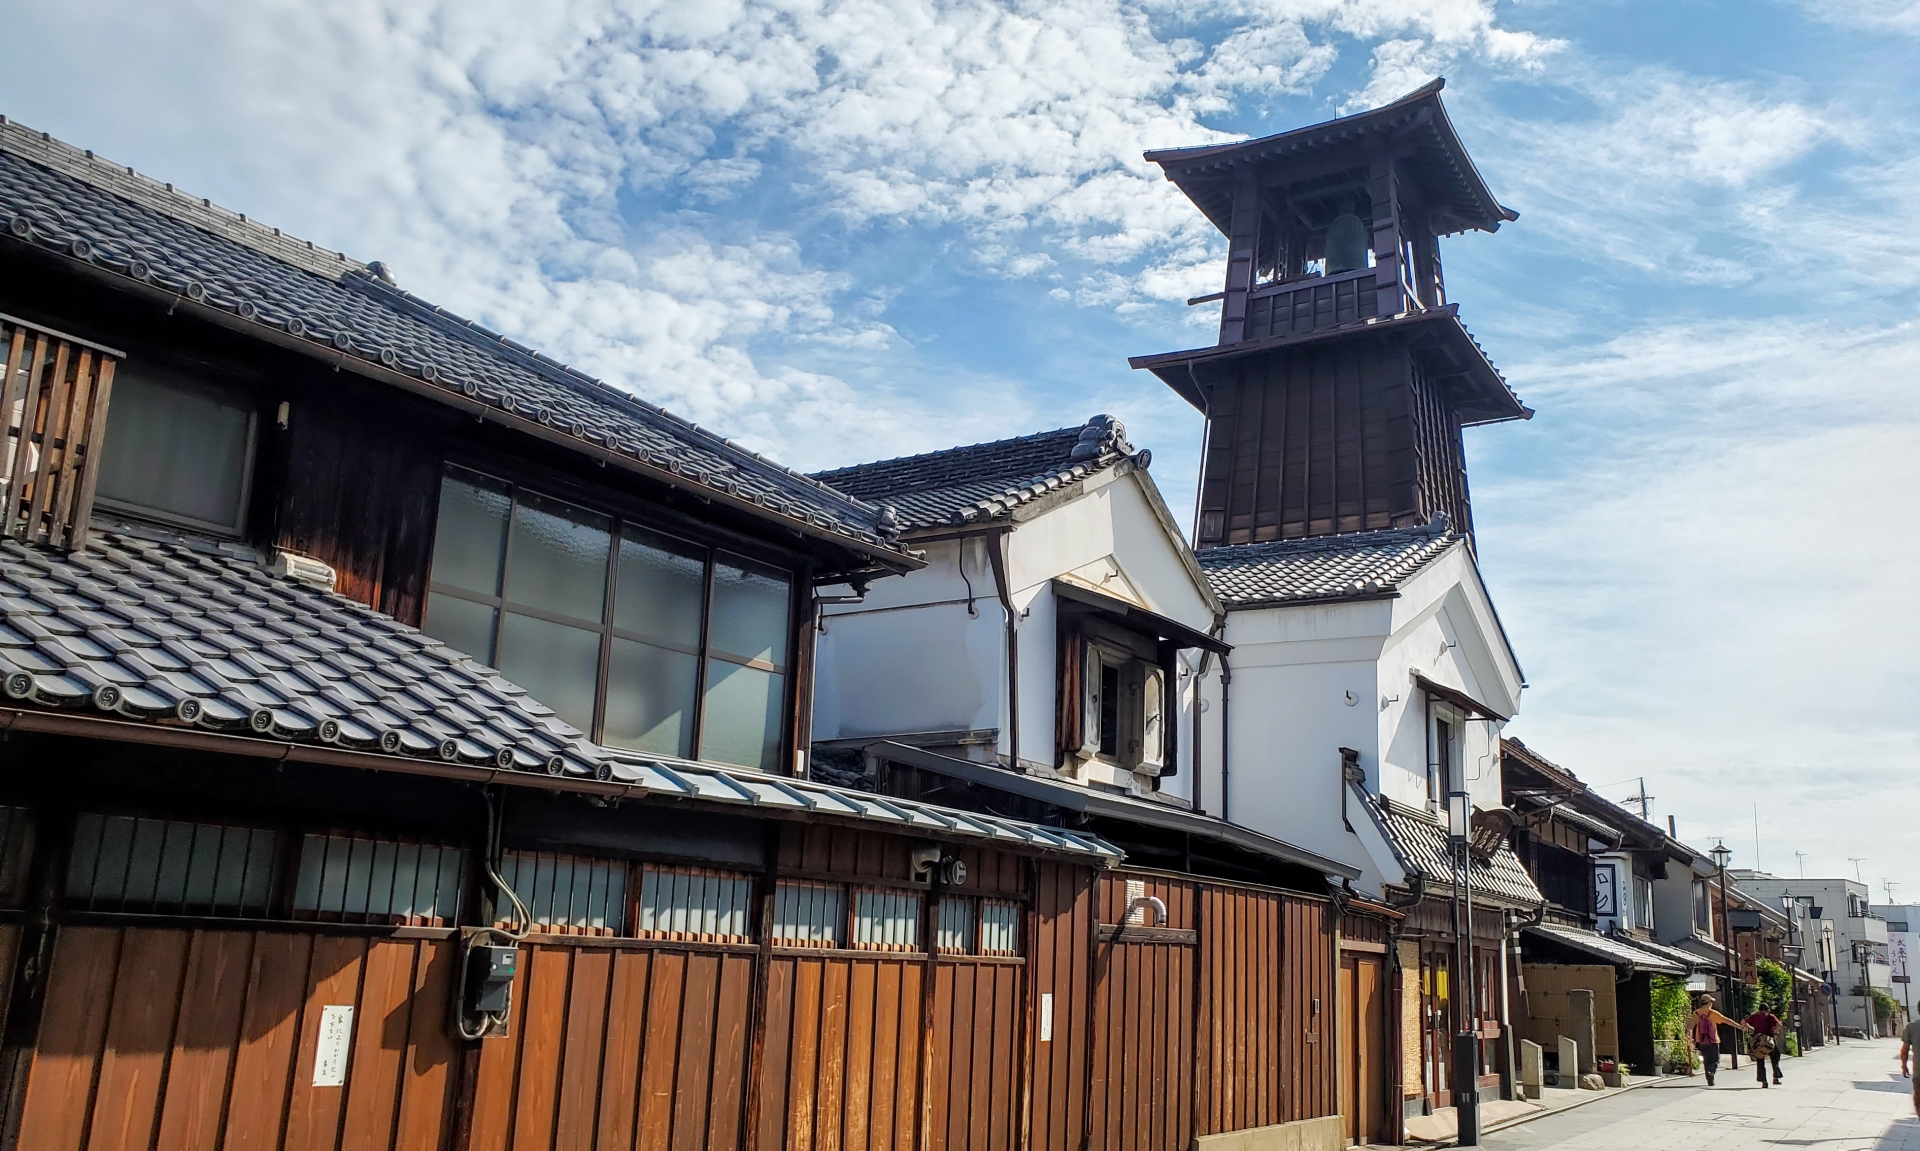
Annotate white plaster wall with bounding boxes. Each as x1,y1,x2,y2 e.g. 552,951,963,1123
812,536,1005,740
812,467,1217,801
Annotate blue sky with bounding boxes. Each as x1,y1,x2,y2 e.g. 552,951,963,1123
4,0,1917,897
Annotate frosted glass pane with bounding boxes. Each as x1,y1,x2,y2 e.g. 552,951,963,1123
423,592,498,664
96,368,252,531
709,557,790,667
614,527,706,648
429,470,510,595
603,638,698,757
700,660,783,771
504,491,610,623
498,611,603,732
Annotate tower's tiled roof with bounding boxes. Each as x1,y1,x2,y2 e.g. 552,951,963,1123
0,117,907,565
811,416,1143,532
1197,522,1461,608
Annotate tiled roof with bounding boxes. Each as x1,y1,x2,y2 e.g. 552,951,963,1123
1523,924,1689,975
1370,797,1544,907
0,531,1118,863
0,118,904,563
1198,520,1461,608
811,416,1142,532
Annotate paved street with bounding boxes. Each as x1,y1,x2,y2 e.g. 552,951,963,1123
1480,1040,1920,1151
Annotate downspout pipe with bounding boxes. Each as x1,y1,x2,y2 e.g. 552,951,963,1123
1218,648,1232,822
986,529,1020,771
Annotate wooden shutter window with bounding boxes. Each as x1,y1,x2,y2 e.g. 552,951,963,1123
1056,621,1083,766
0,313,122,551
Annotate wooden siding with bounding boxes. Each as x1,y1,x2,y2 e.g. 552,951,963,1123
1241,270,1380,342
1028,863,1094,1151
1277,896,1335,1121
14,926,458,1151
468,940,756,1151
1197,884,1280,1135
1089,872,1195,1151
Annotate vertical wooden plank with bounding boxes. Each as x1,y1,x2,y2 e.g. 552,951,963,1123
4,335,52,537
222,932,315,1151
707,953,755,1151
550,946,612,1151
843,960,877,1151
868,962,900,1151
987,964,1017,1151
813,958,850,1151
894,963,922,1151
26,345,79,543
341,939,420,1151
637,950,688,1151
16,926,124,1150
756,958,795,1151
671,952,721,1151
927,962,954,1151
87,927,193,1151
282,934,371,1151
784,959,824,1151
46,349,95,545
597,948,652,1151
66,356,114,552
512,945,573,1151
393,939,460,1151
155,930,256,1151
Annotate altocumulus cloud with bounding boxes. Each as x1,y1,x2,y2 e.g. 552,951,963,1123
2,0,1917,890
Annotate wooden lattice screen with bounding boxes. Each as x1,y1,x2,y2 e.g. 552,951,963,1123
0,313,120,551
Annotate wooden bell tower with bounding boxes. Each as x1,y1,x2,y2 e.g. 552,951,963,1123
1129,79,1532,548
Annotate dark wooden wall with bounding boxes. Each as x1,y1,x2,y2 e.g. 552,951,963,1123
1195,340,1474,548
14,926,459,1151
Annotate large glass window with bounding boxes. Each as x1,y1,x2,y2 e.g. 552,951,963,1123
95,364,256,535
423,466,793,770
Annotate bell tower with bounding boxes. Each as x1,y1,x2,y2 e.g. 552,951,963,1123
1129,79,1531,548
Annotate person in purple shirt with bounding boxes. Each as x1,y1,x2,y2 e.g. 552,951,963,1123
1690,995,1748,1087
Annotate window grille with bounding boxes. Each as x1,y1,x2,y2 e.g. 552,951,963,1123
937,897,976,954
772,880,844,948
66,814,276,916
292,833,463,926
636,865,754,942
980,899,1022,956
852,887,921,952
498,850,628,936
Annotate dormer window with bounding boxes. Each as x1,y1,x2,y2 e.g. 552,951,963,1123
422,465,792,771
1066,638,1170,778
94,363,256,537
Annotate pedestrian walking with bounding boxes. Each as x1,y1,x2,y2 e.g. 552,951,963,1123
1901,1012,1919,1117
1745,1006,1785,1086
1690,995,1748,1087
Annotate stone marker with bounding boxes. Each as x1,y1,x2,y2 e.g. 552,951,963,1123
1569,989,1597,1074
1557,1036,1579,1089
1519,1040,1543,1100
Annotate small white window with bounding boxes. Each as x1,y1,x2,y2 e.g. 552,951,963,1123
293,833,464,926
852,887,922,952
937,897,977,954
772,880,844,948
498,850,629,936
980,899,1022,956
636,865,753,942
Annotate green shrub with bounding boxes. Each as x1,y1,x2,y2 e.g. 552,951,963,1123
1783,1032,1800,1057
1651,976,1696,1071
1723,978,1757,1018
1755,959,1792,1015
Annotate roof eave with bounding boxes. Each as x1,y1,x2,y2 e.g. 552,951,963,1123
8,238,923,574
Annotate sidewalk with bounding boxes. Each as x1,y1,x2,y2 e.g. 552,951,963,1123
1405,1040,1876,1146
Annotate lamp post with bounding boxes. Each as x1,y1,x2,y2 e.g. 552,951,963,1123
1447,788,1479,1146
1711,843,1737,1068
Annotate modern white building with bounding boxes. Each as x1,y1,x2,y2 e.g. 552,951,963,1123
1731,872,1889,1033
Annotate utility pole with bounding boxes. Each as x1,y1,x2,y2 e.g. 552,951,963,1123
1629,778,1653,821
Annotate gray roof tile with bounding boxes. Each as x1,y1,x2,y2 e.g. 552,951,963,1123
0,533,1117,863
1198,521,1462,608
811,416,1143,531
0,118,904,564
1370,797,1543,907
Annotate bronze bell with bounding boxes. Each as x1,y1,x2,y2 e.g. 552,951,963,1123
1324,197,1368,274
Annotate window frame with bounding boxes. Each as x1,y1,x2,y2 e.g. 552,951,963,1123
93,364,260,539
1077,635,1174,776
422,462,800,768
1428,703,1462,808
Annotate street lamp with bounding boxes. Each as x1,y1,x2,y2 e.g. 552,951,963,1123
1448,790,1479,1146
1711,843,1738,1069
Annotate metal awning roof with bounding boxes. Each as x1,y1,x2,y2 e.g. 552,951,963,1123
1413,673,1511,722
869,741,1359,880
1524,924,1687,975
1051,580,1229,656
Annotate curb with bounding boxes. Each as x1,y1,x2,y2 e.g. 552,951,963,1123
1412,1074,1675,1146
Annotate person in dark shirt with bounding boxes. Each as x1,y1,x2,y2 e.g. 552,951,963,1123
1744,1008,1784,1086
1691,996,1747,1086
